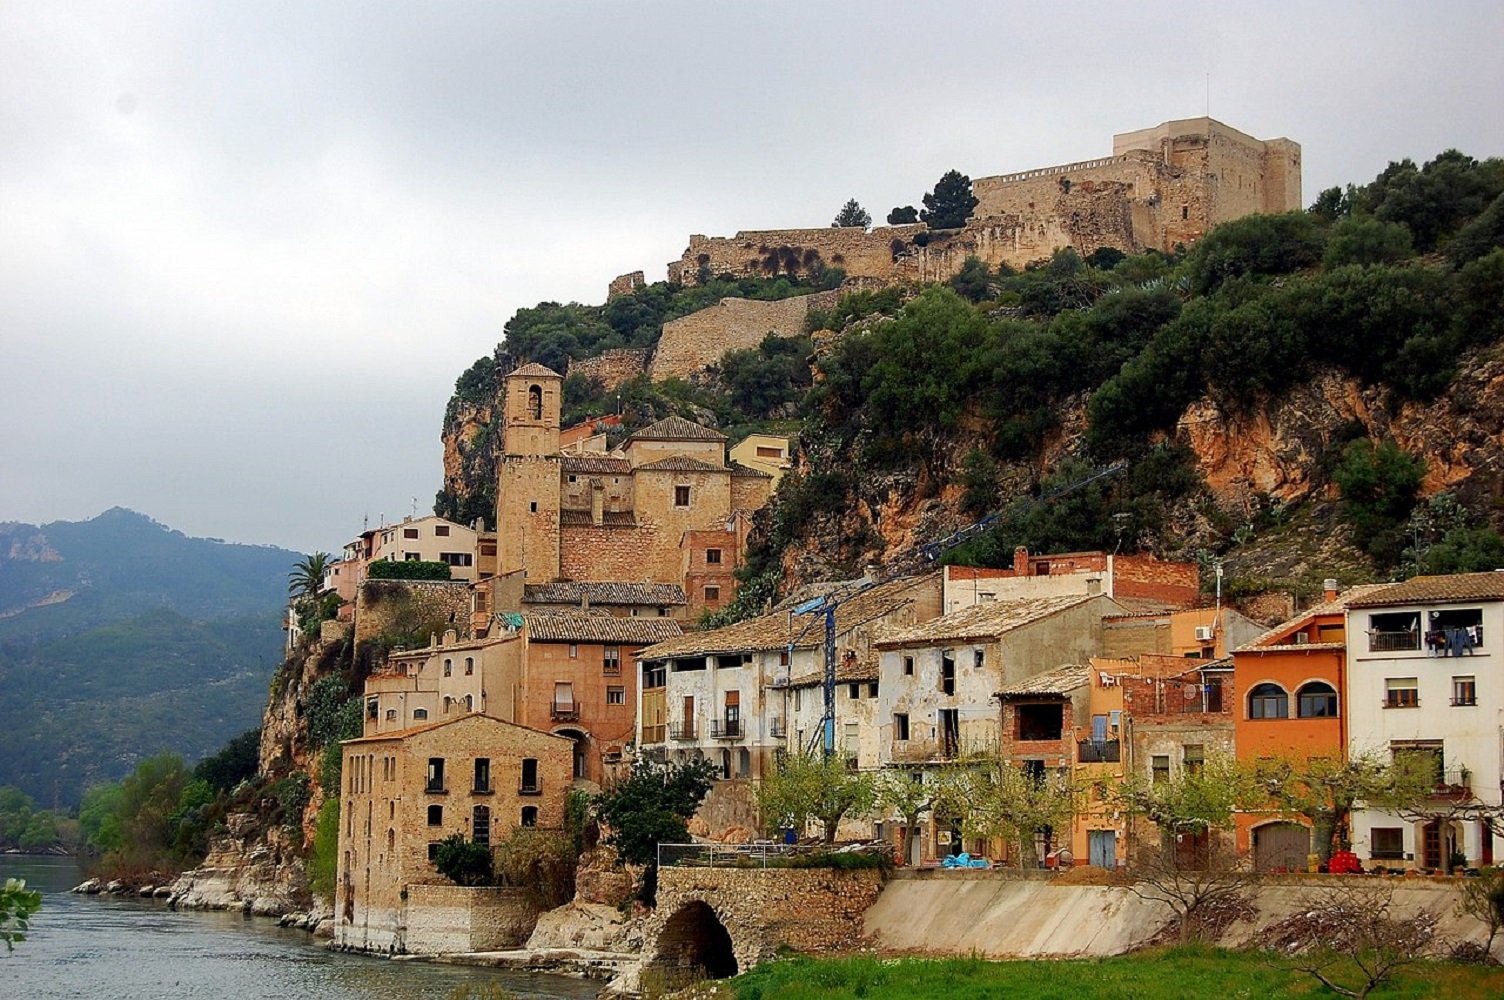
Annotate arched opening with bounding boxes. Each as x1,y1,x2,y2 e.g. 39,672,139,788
1248,682,1289,719
1296,681,1338,718
555,727,592,781
528,384,543,420
650,900,738,981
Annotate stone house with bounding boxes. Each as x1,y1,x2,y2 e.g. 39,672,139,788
1344,573,1504,870
942,547,1201,615
333,714,571,954
494,363,773,602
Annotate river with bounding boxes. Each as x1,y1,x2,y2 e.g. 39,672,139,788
0,856,601,1000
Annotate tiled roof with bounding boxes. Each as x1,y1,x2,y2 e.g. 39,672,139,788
561,454,633,475
524,581,686,606
524,612,684,645
633,456,725,473
625,415,727,442
560,509,637,527
343,714,569,745
1237,583,1392,651
509,362,562,379
729,461,774,479
639,574,940,660
875,594,1111,648
788,652,879,688
997,663,1092,698
1345,572,1504,609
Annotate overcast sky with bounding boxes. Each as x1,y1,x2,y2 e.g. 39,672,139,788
2,1,1500,554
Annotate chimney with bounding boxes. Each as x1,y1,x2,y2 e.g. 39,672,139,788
1323,578,1339,602
1013,546,1030,576
591,480,605,526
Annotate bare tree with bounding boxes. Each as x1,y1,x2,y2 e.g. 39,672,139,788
1457,865,1504,960
1261,880,1436,999
1126,838,1253,943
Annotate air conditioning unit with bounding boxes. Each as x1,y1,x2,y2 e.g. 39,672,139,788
1194,625,1215,642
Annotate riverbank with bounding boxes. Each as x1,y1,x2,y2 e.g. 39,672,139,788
687,948,1504,1000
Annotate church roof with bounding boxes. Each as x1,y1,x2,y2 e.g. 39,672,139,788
634,456,725,473
625,415,727,442
509,362,562,379
729,461,774,478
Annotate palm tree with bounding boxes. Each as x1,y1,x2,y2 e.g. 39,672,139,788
288,552,332,602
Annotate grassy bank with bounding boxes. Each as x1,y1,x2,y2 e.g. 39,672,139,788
705,947,1503,1000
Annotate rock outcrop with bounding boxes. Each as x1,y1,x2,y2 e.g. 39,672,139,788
166,813,312,919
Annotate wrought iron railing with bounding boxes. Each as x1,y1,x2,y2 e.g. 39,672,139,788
1078,739,1121,763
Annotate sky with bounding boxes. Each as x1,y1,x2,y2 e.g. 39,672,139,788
2,1,1501,554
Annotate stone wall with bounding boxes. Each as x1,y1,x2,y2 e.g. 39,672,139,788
607,271,646,300
649,291,839,383
354,579,473,649
668,226,925,287
1111,554,1202,608
403,885,544,953
560,523,660,582
567,348,649,391
645,866,884,975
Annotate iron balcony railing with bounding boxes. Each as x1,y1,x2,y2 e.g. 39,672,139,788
1370,630,1421,652
670,720,697,740
550,701,580,721
710,719,743,740
769,717,786,738
1078,739,1122,763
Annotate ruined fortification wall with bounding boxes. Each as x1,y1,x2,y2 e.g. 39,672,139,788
566,348,649,391
650,291,839,383
354,580,473,648
607,271,645,300
668,225,925,287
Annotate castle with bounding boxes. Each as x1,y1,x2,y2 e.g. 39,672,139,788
669,117,1301,285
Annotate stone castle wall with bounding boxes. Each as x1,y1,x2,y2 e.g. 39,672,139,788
353,580,473,648
668,226,925,288
566,348,649,391
650,291,840,383
607,271,646,300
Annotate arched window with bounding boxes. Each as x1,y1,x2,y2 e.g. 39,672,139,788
1248,683,1289,720
464,694,473,712
521,806,538,827
443,696,452,714
737,748,751,779
465,657,474,676
719,749,732,780
472,805,491,846
528,384,543,420
1297,681,1339,718
413,708,429,720
443,659,452,677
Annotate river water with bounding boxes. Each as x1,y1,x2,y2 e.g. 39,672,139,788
0,856,601,1000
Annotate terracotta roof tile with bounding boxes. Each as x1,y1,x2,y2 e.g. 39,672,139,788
561,454,633,475
509,362,563,379
729,461,774,479
997,663,1092,698
625,415,727,442
875,594,1116,648
1237,583,1393,651
343,713,569,745
523,612,683,645
633,456,725,473
524,581,686,606
1345,572,1504,609
640,574,940,660
560,509,637,527
788,651,879,688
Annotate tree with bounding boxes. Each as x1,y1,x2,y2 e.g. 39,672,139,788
1127,838,1253,943
936,756,1080,866
1265,881,1436,998
832,199,871,229
886,205,918,225
433,833,495,887
595,756,716,902
1332,438,1426,568
1254,752,1433,863
874,770,933,864
1458,865,1504,958
756,752,876,844
920,170,978,230
288,552,332,602
949,255,993,303
193,728,261,793
1322,216,1414,268
1114,753,1258,855
0,878,41,951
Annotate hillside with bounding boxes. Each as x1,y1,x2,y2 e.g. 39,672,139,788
436,150,1504,615
0,509,297,806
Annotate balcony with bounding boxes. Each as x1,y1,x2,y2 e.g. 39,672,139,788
518,782,541,797
710,719,743,740
890,738,958,764
641,724,667,745
550,701,580,722
670,720,698,741
1370,630,1421,653
769,717,786,739
1078,739,1121,763
1382,693,1419,710
1430,769,1472,799
602,662,622,677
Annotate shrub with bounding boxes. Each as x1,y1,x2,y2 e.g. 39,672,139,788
494,828,577,908
308,798,339,901
433,833,495,887
366,560,453,581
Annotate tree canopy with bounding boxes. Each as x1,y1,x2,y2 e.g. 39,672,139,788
920,170,978,230
832,198,871,228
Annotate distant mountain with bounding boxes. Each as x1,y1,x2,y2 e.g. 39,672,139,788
0,508,301,807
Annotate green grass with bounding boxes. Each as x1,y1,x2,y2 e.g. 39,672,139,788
721,947,1504,1000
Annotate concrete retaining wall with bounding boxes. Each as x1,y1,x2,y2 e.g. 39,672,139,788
404,885,544,954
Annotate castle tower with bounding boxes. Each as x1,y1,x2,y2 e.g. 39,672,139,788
497,363,563,582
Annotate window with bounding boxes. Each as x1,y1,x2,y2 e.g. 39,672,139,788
465,657,474,676
426,758,445,793
428,842,441,861
894,713,910,741
473,758,491,793
604,646,621,674
1297,681,1339,718
443,695,453,714
1452,676,1477,707
427,804,443,826
940,653,956,696
385,709,396,721
704,585,720,602
472,805,490,846
520,758,540,794
973,649,984,669
1371,827,1405,860
780,650,790,666
1369,611,1421,652
367,698,378,720
404,528,419,539
607,686,625,705
706,548,722,565
1151,755,1170,784
674,485,691,507
413,708,428,720
1016,703,1063,741
1384,677,1419,709
443,659,452,677
1183,744,1204,774
434,524,449,537
848,683,860,699
1248,682,1289,719
521,806,538,827
529,501,538,513
1180,204,1189,220
756,445,781,458
903,656,914,676
527,383,542,420
868,682,878,698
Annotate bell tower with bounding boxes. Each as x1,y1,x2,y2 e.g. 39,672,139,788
496,363,563,581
